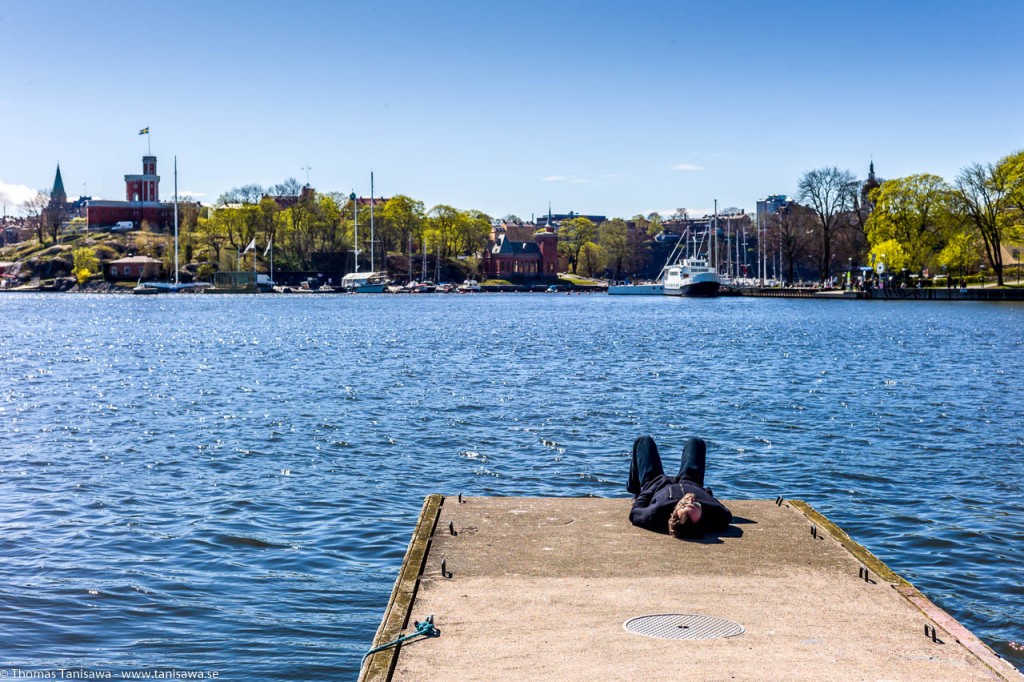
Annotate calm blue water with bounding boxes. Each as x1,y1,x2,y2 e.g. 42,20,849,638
1,293,1021,678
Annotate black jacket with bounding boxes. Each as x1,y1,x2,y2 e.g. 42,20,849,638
629,475,732,534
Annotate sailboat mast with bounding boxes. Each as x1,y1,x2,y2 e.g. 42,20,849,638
374,171,378,272
713,199,717,271
352,191,359,274
173,156,179,287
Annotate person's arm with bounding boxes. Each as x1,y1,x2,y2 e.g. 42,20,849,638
629,491,663,531
699,496,732,531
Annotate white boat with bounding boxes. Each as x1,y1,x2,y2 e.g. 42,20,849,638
341,271,388,293
662,204,722,297
610,201,725,297
457,279,481,293
663,257,720,297
405,280,436,293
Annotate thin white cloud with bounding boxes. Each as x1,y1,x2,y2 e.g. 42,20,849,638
0,180,39,209
178,190,206,198
543,175,593,185
669,163,703,172
599,173,622,179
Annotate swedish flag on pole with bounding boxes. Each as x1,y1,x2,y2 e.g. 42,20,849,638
139,126,151,154
138,127,149,135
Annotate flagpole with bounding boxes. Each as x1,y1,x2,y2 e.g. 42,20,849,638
173,156,179,287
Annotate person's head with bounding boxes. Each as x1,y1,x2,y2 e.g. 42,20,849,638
668,493,703,539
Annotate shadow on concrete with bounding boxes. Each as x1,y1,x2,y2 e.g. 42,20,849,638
690,524,745,544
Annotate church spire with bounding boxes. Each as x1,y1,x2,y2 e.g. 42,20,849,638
861,158,880,206
51,164,66,203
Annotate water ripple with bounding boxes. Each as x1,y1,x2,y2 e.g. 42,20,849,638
0,293,1022,676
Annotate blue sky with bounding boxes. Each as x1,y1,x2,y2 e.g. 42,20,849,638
1,0,1022,219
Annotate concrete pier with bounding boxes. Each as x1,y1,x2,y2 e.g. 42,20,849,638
361,496,1020,681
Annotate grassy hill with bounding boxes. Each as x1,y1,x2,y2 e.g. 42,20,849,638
0,231,174,289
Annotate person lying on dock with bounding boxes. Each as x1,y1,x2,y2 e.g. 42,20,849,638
627,435,733,538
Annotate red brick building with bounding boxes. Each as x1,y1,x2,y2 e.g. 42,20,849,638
482,224,559,279
105,256,164,281
86,156,191,230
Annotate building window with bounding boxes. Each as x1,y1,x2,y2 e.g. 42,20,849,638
111,266,118,276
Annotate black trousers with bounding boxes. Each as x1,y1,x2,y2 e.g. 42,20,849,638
627,435,706,495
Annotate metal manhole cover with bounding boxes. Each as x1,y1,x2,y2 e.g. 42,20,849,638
624,613,745,640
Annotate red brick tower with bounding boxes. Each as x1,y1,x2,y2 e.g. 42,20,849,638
125,156,159,202
535,229,559,276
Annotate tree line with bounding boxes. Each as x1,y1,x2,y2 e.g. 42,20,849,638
19,148,1024,287
186,180,493,279
778,150,1024,286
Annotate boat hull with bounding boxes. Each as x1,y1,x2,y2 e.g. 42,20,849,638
608,284,664,295
664,271,721,297
349,284,387,293
675,280,720,297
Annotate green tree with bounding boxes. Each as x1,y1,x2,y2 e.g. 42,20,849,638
869,239,911,278
598,218,629,279
558,217,596,274
997,150,1024,260
196,214,226,268
455,209,492,256
865,174,957,272
317,193,344,255
955,161,1012,285
177,201,202,266
208,204,259,265
646,212,664,237
381,195,426,281
797,167,856,282
631,214,650,234
426,205,462,259
937,231,983,280
577,242,607,278
255,197,283,264
72,246,99,284
1004,150,1024,213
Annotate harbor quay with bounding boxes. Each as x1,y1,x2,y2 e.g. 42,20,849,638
361,496,1020,681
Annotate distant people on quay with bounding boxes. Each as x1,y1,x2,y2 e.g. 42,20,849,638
627,435,732,539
